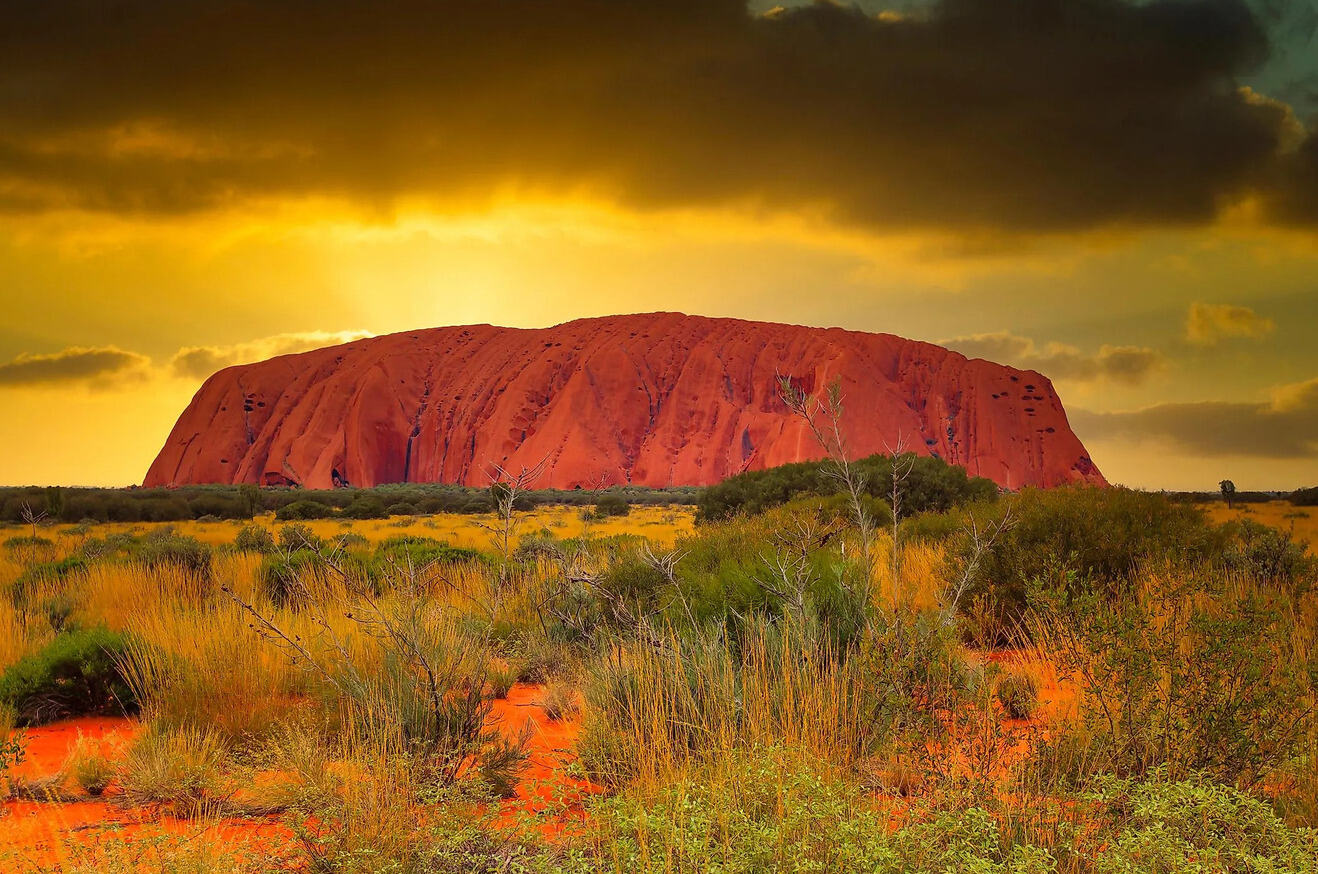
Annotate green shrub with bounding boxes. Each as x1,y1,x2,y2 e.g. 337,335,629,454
259,549,324,608
900,510,964,543
0,627,136,726
65,732,116,796
696,452,997,523
277,523,325,553
486,664,516,700
1289,486,1318,507
9,557,86,613
0,704,24,775
3,535,54,552
593,493,631,518
582,751,1056,874
343,495,387,519
1220,519,1314,584
121,726,228,814
131,529,213,575
1082,774,1318,873
233,524,276,554
331,532,370,552
966,487,1224,620
1030,566,1317,788
276,499,334,521
541,680,578,721
375,536,483,569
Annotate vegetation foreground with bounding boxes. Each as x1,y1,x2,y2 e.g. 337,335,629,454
2,462,1318,871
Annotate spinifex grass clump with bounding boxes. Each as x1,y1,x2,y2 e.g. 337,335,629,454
996,667,1040,720
225,553,532,798
121,725,229,816
576,609,966,789
62,731,117,796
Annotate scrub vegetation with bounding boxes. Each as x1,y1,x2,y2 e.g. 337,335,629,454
2,439,1317,870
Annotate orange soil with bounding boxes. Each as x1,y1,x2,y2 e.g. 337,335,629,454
487,684,601,837
1,665,1070,868
8,715,138,783
0,683,592,868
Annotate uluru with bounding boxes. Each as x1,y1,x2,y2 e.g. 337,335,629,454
144,312,1105,491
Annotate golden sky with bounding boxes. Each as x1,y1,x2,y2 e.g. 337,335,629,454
2,0,1317,491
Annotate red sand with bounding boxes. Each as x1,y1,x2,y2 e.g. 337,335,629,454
488,684,600,835
0,684,593,866
2,668,1063,865
9,715,138,782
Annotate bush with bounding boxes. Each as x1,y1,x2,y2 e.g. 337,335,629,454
541,681,578,721
343,495,387,519
1082,774,1318,873
486,664,516,700
121,726,228,815
131,530,213,575
696,452,997,523
965,487,1224,621
1288,486,1318,507
1220,519,1314,584
277,523,325,553
593,494,631,518
0,704,24,775
995,668,1039,720
9,557,86,615
64,732,116,796
259,549,324,608
276,500,334,521
233,524,276,554
0,627,136,726
1030,566,1317,788
375,536,483,569
331,532,370,552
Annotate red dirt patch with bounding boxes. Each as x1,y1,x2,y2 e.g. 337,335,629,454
10,716,138,782
488,683,602,837
1,683,598,866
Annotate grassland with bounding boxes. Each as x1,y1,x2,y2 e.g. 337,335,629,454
1207,500,1318,553
1,486,1316,872
44,504,694,550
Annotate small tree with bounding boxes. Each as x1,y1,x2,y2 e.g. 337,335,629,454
1220,479,1237,510
19,502,46,541
479,457,548,588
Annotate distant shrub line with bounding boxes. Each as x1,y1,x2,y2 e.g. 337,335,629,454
0,482,698,525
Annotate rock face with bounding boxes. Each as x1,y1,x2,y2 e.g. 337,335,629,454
144,313,1105,490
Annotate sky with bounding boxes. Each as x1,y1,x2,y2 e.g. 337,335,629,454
1,0,1317,491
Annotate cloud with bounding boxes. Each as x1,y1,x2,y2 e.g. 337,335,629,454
1185,301,1276,344
0,0,1314,232
0,346,150,388
0,331,371,388
1070,376,1318,458
941,331,1165,385
168,331,373,379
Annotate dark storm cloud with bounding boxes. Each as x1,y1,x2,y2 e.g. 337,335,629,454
0,347,149,387
1,0,1315,231
1071,377,1318,458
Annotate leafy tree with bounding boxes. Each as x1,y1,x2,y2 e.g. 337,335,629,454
1220,478,1236,509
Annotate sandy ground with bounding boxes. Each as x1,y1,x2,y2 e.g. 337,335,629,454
0,683,591,871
